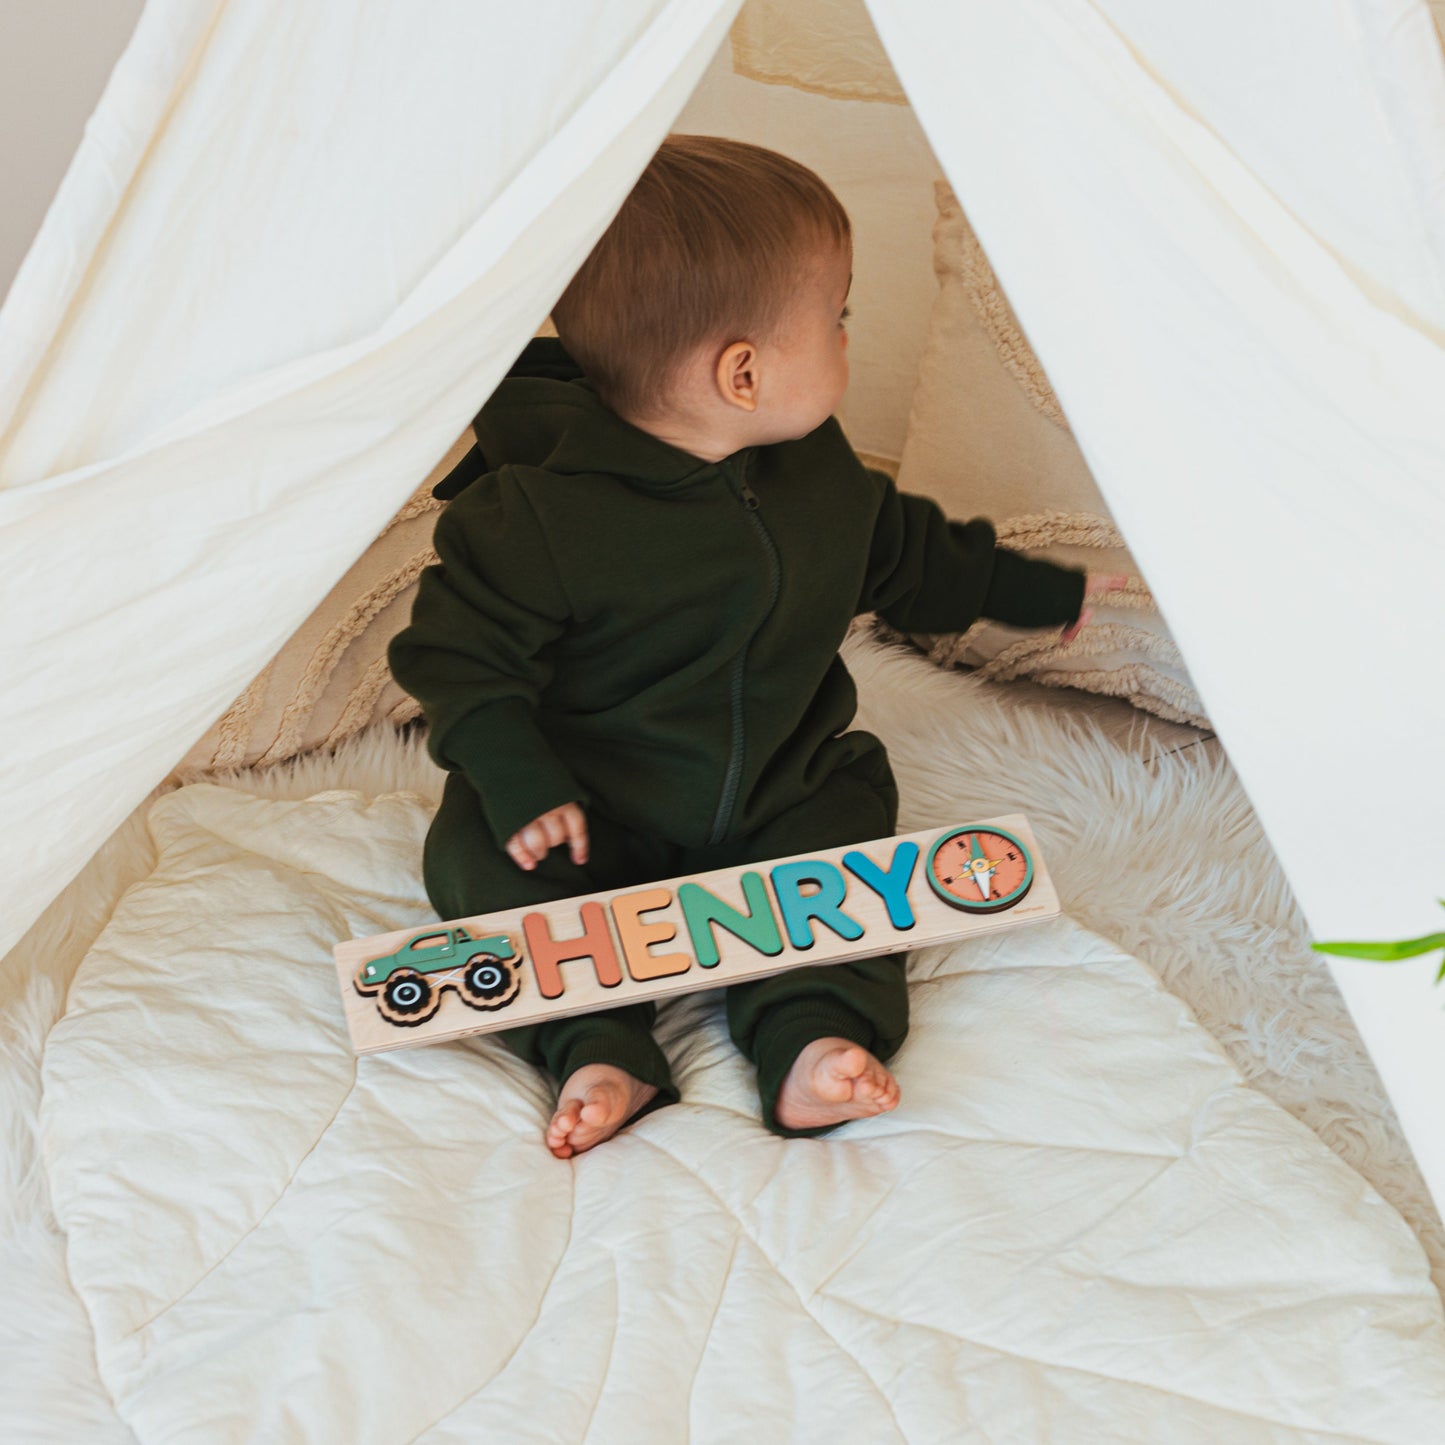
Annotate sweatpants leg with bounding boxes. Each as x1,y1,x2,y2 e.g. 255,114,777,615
720,744,909,1137
423,772,679,1113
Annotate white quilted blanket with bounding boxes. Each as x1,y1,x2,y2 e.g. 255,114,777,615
38,784,1445,1443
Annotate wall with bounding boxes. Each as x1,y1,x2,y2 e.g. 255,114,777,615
0,0,147,306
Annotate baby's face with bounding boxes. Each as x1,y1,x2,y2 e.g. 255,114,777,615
761,241,852,441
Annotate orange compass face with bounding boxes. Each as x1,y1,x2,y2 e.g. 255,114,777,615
925,827,1034,913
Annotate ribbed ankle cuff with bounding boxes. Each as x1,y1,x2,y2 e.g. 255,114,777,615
752,1001,876,1139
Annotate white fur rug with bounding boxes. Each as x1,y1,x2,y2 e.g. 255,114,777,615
2,631,1440,1436
846,636,1443,1278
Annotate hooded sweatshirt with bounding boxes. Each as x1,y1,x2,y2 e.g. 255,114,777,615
389,339,1085,851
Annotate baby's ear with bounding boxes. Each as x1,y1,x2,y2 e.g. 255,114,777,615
716,341,760,412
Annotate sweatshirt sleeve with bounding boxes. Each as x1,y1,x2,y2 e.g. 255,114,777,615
388,474,587,847
857,471,1087,632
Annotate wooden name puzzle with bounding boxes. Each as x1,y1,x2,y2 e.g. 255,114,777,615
333,814,1059,1055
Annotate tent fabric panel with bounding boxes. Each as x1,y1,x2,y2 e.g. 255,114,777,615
864,0,1445,1208
1085,0,1445,332
2,2,693,487
0,0,741,963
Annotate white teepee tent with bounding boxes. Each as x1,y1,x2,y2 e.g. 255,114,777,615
8,6,1445,1436
3,0,1444,1212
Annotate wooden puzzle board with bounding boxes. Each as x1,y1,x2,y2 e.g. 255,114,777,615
333,813,1059,1055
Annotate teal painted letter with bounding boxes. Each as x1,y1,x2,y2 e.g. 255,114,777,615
842,842,919,930
770,860,865,950
678,872,783,968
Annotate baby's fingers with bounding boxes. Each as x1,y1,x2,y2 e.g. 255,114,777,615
1085,572,1129,599
562,804,590,866
537,811,571,853
1061,573,1127,645
1059,606,1093,646
510,819,559,870
506,804,587,873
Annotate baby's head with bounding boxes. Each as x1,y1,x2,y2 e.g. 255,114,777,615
552,135,853,457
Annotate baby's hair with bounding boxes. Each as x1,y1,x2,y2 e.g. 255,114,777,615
551,134,851,421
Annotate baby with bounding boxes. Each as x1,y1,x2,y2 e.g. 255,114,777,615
390,135,1109,1159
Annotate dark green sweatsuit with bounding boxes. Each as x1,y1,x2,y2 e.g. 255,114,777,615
389,339,1085,1135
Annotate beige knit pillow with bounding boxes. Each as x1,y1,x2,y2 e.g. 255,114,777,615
892,182,1209,729
173,432,467,773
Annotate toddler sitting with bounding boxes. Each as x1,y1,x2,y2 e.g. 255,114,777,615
390,135,1111,1157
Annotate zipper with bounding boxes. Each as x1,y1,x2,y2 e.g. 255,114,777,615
708,454,782,845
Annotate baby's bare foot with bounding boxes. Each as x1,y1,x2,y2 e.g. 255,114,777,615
546,1063,658,1160
775,1037,900,1133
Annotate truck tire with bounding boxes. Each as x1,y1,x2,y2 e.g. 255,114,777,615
458,953,521,1012
377,969,440,1026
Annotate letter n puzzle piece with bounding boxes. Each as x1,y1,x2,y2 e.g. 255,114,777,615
678,872,784,968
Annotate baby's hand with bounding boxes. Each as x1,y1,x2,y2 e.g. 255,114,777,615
506,802,589,872
1059,573,1128,646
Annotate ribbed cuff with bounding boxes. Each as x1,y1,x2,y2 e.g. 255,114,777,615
752,1000,877,1139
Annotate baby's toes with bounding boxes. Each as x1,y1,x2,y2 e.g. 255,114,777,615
858,1063,899,1111
546,1107,581,1157
822,1045,869,1094
565,1086,622,1143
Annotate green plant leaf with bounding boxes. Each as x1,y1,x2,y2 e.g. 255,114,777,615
1312,932,1445,961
